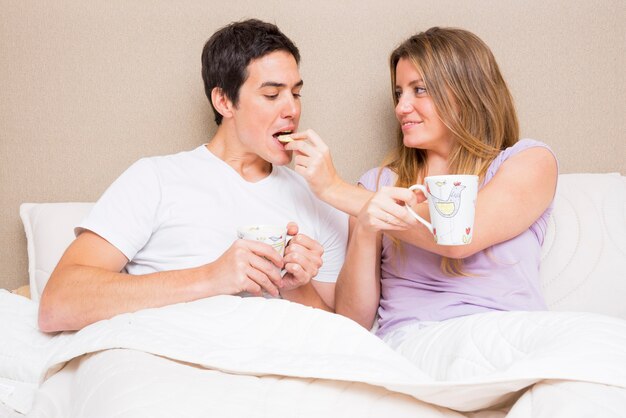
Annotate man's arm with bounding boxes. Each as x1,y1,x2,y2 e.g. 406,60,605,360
39,230,286,332
280,281,334,311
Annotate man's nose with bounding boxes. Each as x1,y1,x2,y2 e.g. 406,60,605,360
281,96,299,119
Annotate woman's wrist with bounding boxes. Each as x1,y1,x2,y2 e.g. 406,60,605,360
352,219,381,239
318,177,373,217
318,176,347,204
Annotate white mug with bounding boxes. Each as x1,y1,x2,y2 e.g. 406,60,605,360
236,225,289,298
407,175,478,245
236,225,288,256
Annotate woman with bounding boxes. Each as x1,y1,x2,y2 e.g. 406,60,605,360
285,27,558,347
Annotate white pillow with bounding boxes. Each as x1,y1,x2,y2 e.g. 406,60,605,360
540,173,626,319
19,202,94,302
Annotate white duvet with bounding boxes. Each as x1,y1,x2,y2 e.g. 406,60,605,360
1,290,626,417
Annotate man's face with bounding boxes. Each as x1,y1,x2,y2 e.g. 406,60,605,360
230,50,302,166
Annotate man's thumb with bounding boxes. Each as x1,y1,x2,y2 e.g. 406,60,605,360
286,221,299,236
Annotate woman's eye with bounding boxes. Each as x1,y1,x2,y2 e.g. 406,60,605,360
415,87,427,95
293,93,301,99
394,90,402,99
264,94,278,100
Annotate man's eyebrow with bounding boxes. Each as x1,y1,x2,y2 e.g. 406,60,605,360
260,80,304,89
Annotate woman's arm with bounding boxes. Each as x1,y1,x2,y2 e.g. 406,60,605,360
335,216,382,329
391,146,558,258
285,129,374,216
286,130,557,260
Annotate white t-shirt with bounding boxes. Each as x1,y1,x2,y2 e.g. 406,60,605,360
77,145,348,283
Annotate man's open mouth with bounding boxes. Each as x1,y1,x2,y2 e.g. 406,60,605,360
273,130,294,144
272,130,293,139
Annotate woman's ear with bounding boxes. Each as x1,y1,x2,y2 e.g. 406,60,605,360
211,87,234,120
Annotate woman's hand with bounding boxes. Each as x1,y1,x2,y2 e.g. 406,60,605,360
357,186,420,232
284,129,341,201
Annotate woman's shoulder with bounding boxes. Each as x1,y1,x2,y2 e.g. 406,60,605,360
504,138,555,161
357,166,396,192
486,138,558,180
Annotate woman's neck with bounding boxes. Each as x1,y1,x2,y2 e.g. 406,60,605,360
425,149,450,176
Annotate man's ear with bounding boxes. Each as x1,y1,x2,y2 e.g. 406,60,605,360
211,87,234,120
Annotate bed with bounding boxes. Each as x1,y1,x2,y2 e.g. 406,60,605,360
1,172,625,417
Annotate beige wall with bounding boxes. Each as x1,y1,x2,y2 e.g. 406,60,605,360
1,0,624,290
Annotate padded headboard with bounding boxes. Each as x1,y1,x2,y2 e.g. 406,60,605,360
17,173,626,320
1,1,624,290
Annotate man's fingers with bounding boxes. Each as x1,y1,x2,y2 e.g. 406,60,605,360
288,251,322,279
283,263,314,288
287,234,323,256
243,281,263,297
245,267,279,297
241,239,283,267
286,222,299,236
249,254,282,284
283,246,318,273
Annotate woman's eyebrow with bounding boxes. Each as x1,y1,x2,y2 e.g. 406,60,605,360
395,79,425,90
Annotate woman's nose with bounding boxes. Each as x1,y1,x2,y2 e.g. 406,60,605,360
395,97,412,115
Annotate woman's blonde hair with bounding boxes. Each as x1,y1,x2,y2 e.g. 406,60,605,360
383,27,520,276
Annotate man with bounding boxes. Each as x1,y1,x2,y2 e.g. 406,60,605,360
38,19,348,332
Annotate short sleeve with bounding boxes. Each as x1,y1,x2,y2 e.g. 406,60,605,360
485,139,558,183
484,138,559,244
312,201,349,283
358,167,394,191
76,158,162,261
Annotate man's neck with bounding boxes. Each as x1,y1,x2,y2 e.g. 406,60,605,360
206,127,272,182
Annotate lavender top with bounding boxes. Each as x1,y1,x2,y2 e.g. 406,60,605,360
358,139,556,337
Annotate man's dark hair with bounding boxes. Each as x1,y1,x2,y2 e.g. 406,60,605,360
201,19,300,125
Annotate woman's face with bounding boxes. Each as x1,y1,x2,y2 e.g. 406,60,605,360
394,58,454,155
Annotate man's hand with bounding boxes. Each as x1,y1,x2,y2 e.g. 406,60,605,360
280,222,324,291
205,239,285,297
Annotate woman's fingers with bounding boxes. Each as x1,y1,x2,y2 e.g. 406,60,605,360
359,187,421,231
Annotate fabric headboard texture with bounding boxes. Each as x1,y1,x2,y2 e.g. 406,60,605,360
19,173,626,320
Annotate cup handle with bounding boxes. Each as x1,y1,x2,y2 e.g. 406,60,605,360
281,231,296,278
407,185,433,233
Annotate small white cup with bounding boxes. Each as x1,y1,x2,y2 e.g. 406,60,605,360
236,225,288,256
407,175,478,246
236,225,288,298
